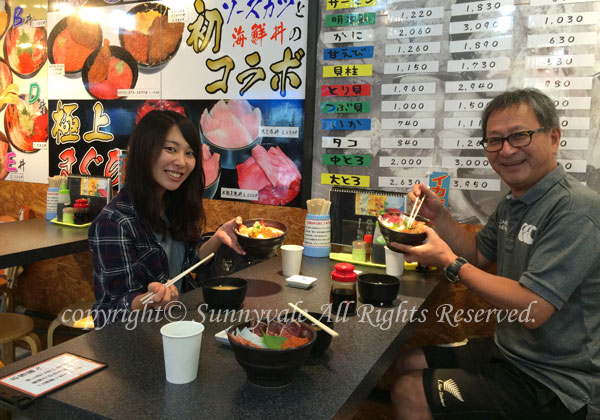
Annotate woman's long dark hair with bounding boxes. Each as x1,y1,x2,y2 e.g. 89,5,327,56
126,110,206,241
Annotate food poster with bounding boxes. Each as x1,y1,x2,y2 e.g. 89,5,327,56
311,0,600,224
0,0,49,183
46,0,309,207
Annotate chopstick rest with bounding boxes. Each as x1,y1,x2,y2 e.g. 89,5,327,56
285,275,317,289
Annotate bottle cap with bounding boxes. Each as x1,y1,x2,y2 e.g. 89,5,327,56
363,234,373,244
331,262,357,282
58,182,69,195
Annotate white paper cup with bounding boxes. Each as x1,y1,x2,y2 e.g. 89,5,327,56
160,321,205,384
281,244,304,277
384,246,404,277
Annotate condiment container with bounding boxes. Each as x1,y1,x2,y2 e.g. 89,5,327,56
62,207,75,224
56,182,70,222
330,262,357,315
74,199,90,224
363,234,373,262
351,239,366,262
46,187,59,221
303,213,331,257
371,221,386,264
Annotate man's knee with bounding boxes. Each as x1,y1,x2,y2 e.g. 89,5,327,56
391,371,432,420
395,347,428,376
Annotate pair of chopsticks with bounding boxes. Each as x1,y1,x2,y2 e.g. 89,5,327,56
306,198,331,215
407,196,426,228
288,303,338,338
140,253,215,306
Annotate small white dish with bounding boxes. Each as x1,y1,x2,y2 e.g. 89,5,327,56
214,327,231,346
285,275,317,289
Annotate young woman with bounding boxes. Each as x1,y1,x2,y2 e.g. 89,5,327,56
89,110,244,325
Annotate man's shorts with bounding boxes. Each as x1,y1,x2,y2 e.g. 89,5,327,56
422,336,588,420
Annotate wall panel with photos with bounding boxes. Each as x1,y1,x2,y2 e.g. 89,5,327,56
1,0,318,209
311,0,600,224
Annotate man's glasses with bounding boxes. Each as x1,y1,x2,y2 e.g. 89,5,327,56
479,127,546,152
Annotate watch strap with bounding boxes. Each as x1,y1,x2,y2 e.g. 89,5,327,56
444,257,468,283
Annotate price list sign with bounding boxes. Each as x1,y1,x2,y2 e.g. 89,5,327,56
312,0,600,223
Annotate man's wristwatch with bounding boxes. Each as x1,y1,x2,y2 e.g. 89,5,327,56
443,257,469,283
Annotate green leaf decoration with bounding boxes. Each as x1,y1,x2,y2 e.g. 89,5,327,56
115,60,125,75
262,334,287,349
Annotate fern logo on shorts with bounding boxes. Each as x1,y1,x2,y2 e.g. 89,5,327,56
437,379,465,407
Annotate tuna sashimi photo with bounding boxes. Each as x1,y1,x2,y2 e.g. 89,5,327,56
200,99,262,149
202,144,220,187
236,145,301,206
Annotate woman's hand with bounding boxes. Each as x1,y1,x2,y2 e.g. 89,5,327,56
408,184,446,222
391,227,457,268
132,282,179,311
213,216,246,255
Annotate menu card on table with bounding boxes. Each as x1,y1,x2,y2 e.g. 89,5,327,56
0,353,106,408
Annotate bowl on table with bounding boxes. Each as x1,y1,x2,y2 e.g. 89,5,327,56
234,218,287,259
227,319,316,387
286,312,334,356
357,273,400,306
378,213,432,252
202,277,247,309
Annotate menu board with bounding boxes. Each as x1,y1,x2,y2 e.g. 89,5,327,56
311,0,600,223
0,0,49,183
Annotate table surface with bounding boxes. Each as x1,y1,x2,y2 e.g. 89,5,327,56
0,219,90,269
3,255,441,420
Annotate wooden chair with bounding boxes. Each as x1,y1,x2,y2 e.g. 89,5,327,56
0,275,14,313
47,301,95,348
0,313,40,364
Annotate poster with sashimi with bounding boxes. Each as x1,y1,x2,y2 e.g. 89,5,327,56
0,0,49,183
46,0,311,206
49,97,305,206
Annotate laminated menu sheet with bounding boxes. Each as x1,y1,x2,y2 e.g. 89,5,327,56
0,353,106,408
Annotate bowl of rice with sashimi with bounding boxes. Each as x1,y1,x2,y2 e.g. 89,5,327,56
199,99,262,169
228,318,316,387
235,219,287,259
82,40,138,100
378,212,432,252
48,14,102,75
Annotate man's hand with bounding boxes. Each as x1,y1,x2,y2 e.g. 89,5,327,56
408,184,446,222
391,226,457,268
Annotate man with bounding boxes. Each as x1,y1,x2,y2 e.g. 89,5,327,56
391,89,599,420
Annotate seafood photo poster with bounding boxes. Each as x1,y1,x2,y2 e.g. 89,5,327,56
46,0,311,207
0,0,49,183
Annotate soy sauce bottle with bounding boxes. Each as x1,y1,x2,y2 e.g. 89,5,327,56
330,263,357,316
